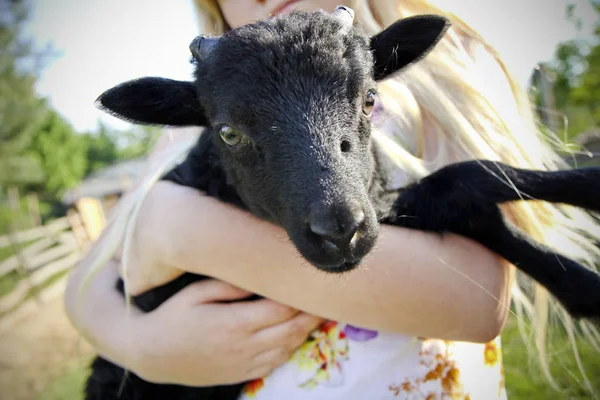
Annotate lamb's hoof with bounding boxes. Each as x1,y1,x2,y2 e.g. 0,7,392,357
567,299,600,322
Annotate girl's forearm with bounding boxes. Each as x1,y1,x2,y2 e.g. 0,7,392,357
64,129,194,368
158,182,512,343
64,256,144,369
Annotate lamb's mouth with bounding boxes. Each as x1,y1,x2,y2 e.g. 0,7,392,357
327,260,360,273
310,250,362,273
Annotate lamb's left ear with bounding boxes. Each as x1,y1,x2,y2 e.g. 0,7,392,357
370,15,451,81
95,77,209,127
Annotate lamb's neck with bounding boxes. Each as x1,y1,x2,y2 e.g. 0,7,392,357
368,141,404,220
161,130,246,209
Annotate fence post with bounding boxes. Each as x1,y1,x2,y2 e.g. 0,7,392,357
26,193,41,228
66,209,91,252
6,187,42,305
75,197,106,242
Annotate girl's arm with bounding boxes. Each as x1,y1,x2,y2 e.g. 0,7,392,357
65,248,325,385
135,180,511,344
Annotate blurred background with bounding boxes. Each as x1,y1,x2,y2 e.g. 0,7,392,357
0,0,599,399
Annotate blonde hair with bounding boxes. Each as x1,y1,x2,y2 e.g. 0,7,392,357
190,0,600,395
79,0,600,396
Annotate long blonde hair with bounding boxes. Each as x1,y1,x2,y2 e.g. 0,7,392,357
188,0,600,394
79,0,600,396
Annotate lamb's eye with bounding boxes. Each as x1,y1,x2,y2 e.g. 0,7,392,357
219,125,243,147
362,90,376,117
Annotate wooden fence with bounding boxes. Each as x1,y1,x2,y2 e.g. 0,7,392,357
0,190,106,334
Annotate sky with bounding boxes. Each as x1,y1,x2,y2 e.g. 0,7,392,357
25,0,598,133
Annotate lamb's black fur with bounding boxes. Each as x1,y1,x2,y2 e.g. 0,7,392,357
86,8,600,400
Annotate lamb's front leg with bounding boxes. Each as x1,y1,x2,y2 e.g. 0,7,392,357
383,162,600,321
421,160,600,213
474,217,600,320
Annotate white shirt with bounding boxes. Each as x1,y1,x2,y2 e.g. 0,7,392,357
238,322,507,399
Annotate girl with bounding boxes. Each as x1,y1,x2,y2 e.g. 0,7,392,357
65,1,600,398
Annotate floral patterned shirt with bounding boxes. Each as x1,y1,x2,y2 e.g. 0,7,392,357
238,99,507,400
239,322,506,400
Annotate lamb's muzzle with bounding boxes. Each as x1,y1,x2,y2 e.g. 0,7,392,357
189,34,220,62
332,5,355,26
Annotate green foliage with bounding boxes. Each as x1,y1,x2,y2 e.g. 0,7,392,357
571,41,600,124
0,1,53,187
116,125,161,161
537,1,600,140
0,0,158,229
81,122,160,178
83,122,119,176
28,109,89,198
35,361,92,400
0,1,67,227
502,317,600,399
551,40,587,112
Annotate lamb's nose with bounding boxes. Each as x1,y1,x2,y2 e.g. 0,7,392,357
308,200,365,251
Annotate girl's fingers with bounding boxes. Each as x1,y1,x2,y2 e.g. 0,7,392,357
252,347,291,369
229,299,302,331
252,312,325,352
244,347,294,380
184,279,254,304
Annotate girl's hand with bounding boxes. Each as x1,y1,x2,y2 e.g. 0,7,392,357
130,279,325,386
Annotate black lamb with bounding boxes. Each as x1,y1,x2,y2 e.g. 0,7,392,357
84,7,600,400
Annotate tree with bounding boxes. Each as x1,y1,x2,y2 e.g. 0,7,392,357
0,0,53,188
538,1,600,140
571,19,600,125
0,0,97,225
28,109,89,199
83,121,120,176
116,125,162,161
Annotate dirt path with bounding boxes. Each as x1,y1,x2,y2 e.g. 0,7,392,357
0,295,94,400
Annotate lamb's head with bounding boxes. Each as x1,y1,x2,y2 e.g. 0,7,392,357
96,7,450,272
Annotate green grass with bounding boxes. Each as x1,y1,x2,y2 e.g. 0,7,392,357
36,315,600,399
0,239,40,297
501,316,600,399
0,270,22,297
35,362,92,400
0,244,16,262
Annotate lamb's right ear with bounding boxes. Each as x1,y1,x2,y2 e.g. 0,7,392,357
370,15,451,81
95,77,208,127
